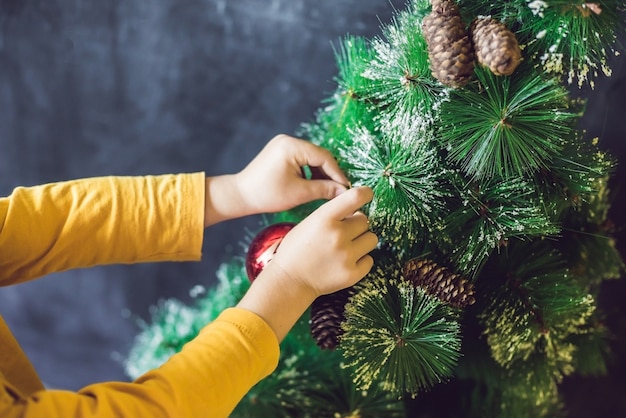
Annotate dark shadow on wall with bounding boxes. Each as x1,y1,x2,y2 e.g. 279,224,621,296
0,1,624,416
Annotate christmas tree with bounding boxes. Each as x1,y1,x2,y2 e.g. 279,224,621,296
125,1,626,416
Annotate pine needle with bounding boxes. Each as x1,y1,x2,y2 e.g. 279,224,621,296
341,264,461,395
340,126,449,254
442,173,560,275
361,7,448,131
480,241,595,368
439,65,577,181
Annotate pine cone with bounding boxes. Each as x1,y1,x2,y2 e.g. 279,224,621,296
470,16,521,76
310,287,355,350
402,258,476,308
422,0,475,88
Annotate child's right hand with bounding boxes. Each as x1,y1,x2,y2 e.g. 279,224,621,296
269,186,377,298
237,186,377,342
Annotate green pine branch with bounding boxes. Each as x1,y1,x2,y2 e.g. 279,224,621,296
340,125,450,254
555,172,625,285
456,0,626,87
124,258,251,379
517,0,626,88
535,133,615,218
441,173,559,276
498,351,566,418
124,2,626,416
360,6,447,130
341,263,461,395
479,241,595,368
438,65,578,181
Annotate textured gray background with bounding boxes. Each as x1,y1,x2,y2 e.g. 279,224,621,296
0,1,624,416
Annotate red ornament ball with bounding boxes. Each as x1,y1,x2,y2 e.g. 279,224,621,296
245,222,296,282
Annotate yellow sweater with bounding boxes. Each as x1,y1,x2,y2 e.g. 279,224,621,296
0,174,280,417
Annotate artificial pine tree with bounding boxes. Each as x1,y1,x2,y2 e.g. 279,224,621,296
125,1,626,416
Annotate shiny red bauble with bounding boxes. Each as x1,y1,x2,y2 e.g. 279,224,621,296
245,222,296,282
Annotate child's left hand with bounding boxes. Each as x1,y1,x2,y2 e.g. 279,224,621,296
203,134,350,226
234,134,349,214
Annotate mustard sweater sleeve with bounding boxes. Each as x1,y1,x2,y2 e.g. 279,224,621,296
0,308,281,418
0,174,205,286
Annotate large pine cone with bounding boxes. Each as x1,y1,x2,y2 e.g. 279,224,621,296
422,0,475,88
403,258,476,308
310,287,355,350
470,16,521,76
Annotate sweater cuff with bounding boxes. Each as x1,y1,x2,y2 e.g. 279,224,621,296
179,172,206,261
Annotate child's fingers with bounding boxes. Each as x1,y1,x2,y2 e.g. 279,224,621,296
353,253,375,280
298,178,348,201
318,186,373,221
341,211,371,237
351,230,379,258
294,139,349,187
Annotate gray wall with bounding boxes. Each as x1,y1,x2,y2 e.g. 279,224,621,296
1,1,625,415
0,0,396,391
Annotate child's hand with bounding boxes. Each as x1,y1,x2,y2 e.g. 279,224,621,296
269,186,377,297
233,134,349,215
204,134,349,227
237,186,377,341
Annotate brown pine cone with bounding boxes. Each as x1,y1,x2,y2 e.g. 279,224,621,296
403,258,476,308
310,287,355,350
422,0,475,88
470,16,521,76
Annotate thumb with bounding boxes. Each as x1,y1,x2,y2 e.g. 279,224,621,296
318,186,373,220
301,178,348,201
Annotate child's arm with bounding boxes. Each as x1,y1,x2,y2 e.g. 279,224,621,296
7,187,374,418
0,173,206,286
1,134,377,418
0,134,349,286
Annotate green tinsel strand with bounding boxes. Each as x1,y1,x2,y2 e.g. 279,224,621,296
438,65,578,181
341,263,461,395
480,241,595,368
360,6,448,131
442,173,559,276
340,125,449,254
